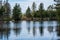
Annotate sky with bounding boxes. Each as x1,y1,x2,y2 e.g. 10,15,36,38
5,0,55,13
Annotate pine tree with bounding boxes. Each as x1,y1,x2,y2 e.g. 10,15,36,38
39,3,44,18
32,2,36,18
26,6,32,18
13,3,22,21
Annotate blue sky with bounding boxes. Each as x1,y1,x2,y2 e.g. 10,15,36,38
7,0,54,13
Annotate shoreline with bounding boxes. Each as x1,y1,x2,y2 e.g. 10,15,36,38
0,18,58,22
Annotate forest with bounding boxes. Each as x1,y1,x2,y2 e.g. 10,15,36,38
0,2,60,21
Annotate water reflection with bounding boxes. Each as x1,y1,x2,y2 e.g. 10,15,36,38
39,26,44,36
26,21,30,34
33,21,36,36
33,26,36,36
3,28,10,40
0,21,60,40
39,21,44,36
48,21,54,33
0,21,10,40
48,26,53,33
0,29,3,39
57,39,60,40
13,21,21,36
56,22,60,36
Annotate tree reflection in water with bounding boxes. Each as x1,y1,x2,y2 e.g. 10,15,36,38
0,31,3,39
33,21,36,36
48,26,53,33
0,22,3,39
13,21,21,36
0,21,10,40
57,26,60,36
56,22,60,36
57,39,60,40
33,26,36,36
0,21,59,40
48,21,54,33
39,26,44,36
3,29,10,40
39,21,44,36
56,21,60,40
26,21,30,34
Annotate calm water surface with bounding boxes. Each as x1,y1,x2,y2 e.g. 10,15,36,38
0,21,60,40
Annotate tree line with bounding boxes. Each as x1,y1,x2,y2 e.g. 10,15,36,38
0,2,59,21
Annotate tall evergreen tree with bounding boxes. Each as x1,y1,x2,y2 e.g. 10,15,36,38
47,5,53,18
32,2,36,12
32,2,36,18
13,3,22,21
47,5,56,19
0,6,5,20
0,6,4,16
26,6,32,18
54,0,60,21
3,1,11,21
39,3,44,18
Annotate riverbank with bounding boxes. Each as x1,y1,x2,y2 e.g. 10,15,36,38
0,17,58,22
21,17,57,21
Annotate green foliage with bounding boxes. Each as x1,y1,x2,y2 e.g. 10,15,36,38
39,3,44,18
33,11,39,18
4,2,11,15
26,7,32,18
32,2,36,18
43,10,49,18
13,3,22,21
3,2,11,21
56,9,60,21
0,6,4,16
0,1,59,21
39,3,44,11
32,2,36,12
0,2,11,21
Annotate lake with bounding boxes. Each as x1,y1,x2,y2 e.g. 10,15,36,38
0,21,60,40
